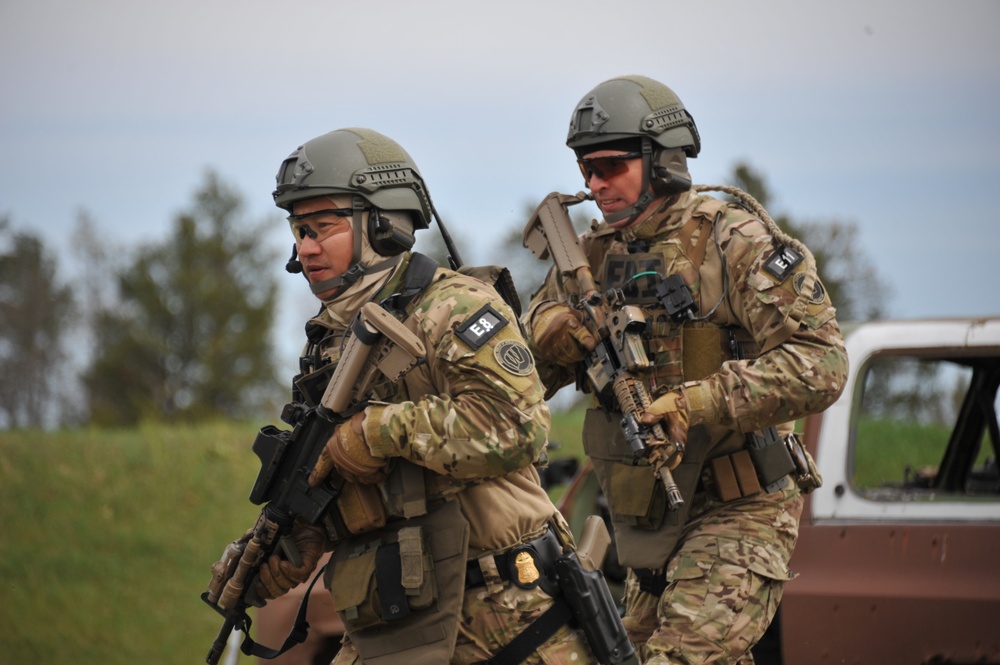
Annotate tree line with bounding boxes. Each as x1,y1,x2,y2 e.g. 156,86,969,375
0,164,888,430
1,172,281,429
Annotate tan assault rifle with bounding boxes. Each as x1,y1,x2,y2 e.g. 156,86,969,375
523,192,683,510
201,302,425,664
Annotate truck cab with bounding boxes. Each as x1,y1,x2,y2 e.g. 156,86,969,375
766,317,1000,664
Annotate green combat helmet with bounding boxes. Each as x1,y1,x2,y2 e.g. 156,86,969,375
567,75,701,224
274,128,436,297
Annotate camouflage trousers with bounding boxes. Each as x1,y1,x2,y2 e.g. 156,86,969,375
331,583,593,664
622,486,803,665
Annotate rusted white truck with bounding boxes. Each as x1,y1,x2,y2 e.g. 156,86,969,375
756,317,1000,664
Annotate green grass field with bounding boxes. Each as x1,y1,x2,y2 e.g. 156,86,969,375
0,422,264,664
0,409,588,664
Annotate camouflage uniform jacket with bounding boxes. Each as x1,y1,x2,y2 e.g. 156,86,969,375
524,189,848,570
306,252,561,552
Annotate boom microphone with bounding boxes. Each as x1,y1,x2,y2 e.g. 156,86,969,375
285,245,302,274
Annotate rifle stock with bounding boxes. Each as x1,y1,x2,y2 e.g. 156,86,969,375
524,193,683,510
202,302,425,664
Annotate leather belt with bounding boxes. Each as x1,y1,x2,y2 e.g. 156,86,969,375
466,527,562,590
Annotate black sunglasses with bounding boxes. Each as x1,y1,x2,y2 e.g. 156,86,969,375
577,151,642,182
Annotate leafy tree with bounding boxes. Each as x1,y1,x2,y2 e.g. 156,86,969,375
728,163,890,321
0,216,75,428
82,171,281,425
71,210,118,340
860,356,957,426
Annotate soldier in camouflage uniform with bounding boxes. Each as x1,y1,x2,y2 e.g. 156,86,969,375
253,128,597,664
522,76,848,664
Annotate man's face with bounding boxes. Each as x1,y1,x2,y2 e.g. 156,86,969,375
289,195,355,300
578,149,644,219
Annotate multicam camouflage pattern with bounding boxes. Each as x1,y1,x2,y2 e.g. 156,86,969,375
622,486,804,664
366,263,549,482
331,584,593,665
453,584,595,664
312,253,595,662
526,188,847,432
524,188,847,662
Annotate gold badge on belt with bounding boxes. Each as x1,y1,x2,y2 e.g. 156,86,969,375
509,546,542,589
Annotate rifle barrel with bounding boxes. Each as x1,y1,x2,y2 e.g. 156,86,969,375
206,617,235,665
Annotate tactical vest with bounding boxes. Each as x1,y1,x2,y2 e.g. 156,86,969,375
581,198,769,569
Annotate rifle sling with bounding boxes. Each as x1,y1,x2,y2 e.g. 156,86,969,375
479,599,574,665
240,562,329,661
382,252,439,315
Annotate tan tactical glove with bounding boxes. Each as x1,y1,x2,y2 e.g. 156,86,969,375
253,518,327,602
640,391,689,470
308,412,387,486
531,303,597,366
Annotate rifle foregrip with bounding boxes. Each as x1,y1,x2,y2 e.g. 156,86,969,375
612,376,643,417
219,537,262,610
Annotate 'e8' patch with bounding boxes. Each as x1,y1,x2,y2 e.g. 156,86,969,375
455,305,508,350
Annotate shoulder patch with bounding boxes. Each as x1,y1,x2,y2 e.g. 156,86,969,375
455,304,508,350
494,340,535,376
794,272,827,304
762,245,803,282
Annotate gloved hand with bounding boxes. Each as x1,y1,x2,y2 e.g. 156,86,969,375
531,303,597,366
253,519,327,602
308,411,387,486
639,390,691,471
639,391,689,469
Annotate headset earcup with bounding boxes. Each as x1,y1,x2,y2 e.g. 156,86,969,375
651,148,692,196
368,209,416,256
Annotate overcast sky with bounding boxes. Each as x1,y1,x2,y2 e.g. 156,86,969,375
2,0,998,370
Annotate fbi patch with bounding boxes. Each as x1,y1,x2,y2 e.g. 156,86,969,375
762,245,803,282
456,305,508,350
494,340,535,376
